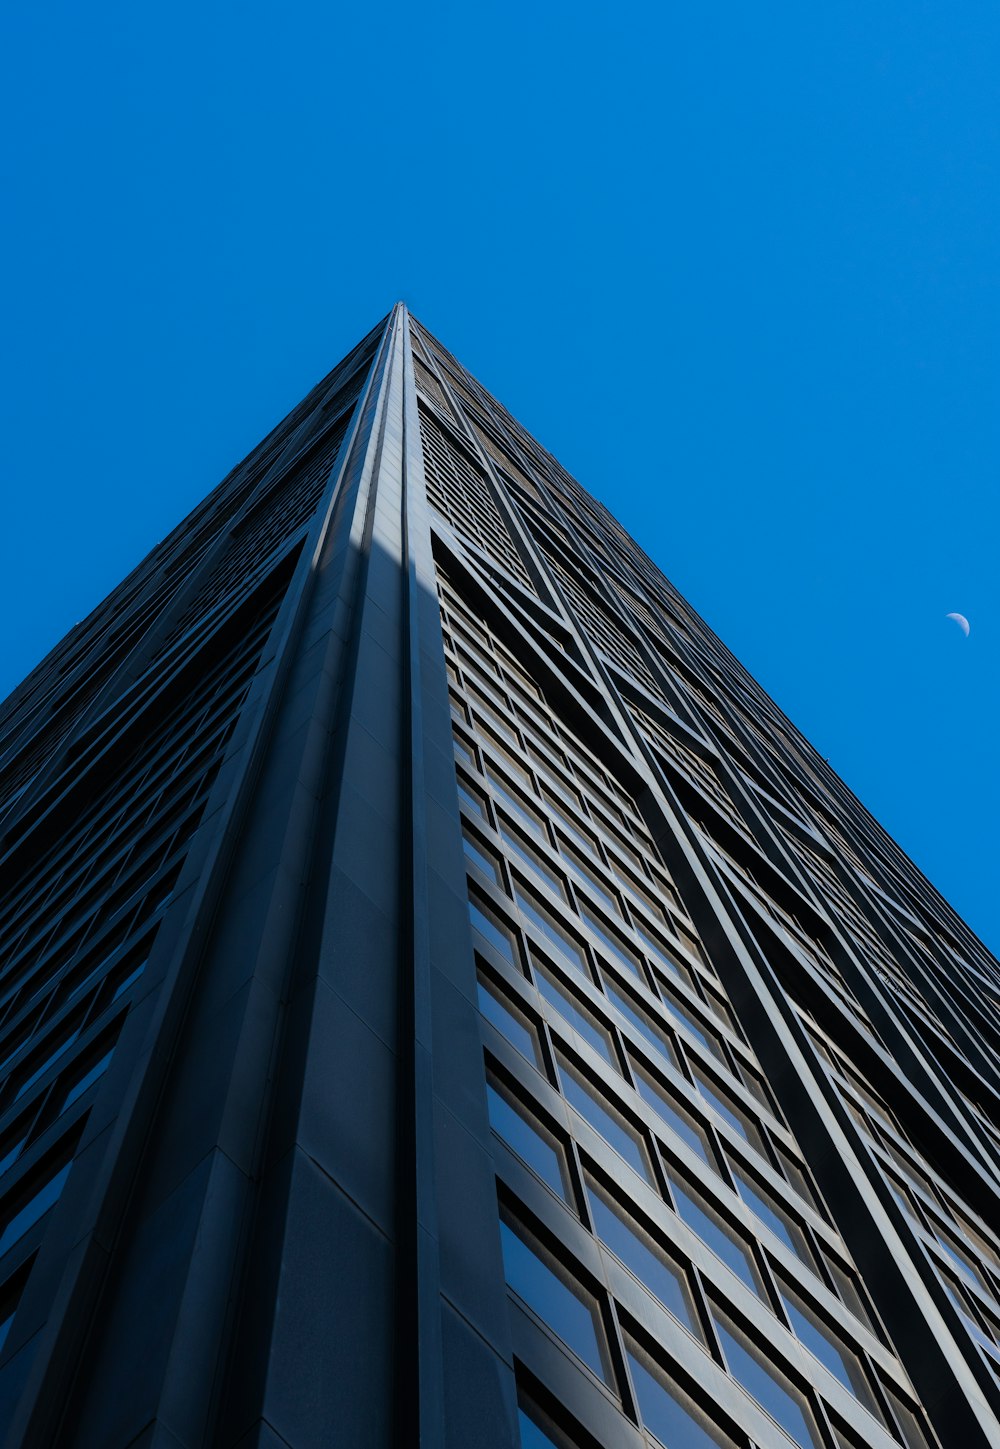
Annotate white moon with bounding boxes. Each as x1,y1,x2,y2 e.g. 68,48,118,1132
946,612,971,637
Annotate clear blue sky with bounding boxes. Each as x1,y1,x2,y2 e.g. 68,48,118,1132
2,2,998,952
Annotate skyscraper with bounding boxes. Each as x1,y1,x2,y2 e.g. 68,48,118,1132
0,304,997,1449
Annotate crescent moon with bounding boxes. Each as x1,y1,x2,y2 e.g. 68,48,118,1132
946,612,970,637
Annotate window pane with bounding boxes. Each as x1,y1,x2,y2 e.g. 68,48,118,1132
601,976,678,1070
627,1341,732,1449
468,893,518,966
517,1407,560,1449
655,982,724,1061
535,968,614,1064
560,1062,652,1183
487,1085,571,1203
477,978,541,1068
714,1312,821,1449
463,828,501,883
731,1167,814,1270
779,1286,883,1421
578,904,642,979
634,1065,714,1167
587,1181,701,1339
514,882,587,975
670,1178,763,1298
498,817,564,896
692,1070,764,1153
0,1161,72,1256
500,1220,611,1384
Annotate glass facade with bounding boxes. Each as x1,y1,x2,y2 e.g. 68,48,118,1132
0,306,995,1446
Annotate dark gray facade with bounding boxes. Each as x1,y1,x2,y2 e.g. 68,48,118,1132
0,306,998,1448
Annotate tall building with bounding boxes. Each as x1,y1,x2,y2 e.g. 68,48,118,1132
0,306,998,1449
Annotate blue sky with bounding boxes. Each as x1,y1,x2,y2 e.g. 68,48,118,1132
2,2,998,950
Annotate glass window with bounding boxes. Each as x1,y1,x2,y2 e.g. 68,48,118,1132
823,1255,877,1337
0,1159,72,1257
886,1386,936,1449
497,817,564,897
626,1338,733,1449
541,790,599,858
731,1166,815,1270
514,882,587,975
559,841,619,913
487,1084,572,1204
463,826,502,883
578,904,642,979
477,976,542,1069
601,976,679,1070
586,1180,701,1339
499,1219,612,1384
535,967,614,1064
655,981,725,1062
517,1406,562,1449
692,1070,765,1153
486,767,545,837
713,1309,821,1449
457,773,490,823
559,1060,652,1184
633,1064,714,1168
669,1176,763,1299
468,891,519,967
779,1283,883,1421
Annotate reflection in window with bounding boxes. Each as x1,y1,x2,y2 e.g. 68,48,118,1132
0,1159,72,1257
463,826,501,882
477,978,541,1068
731,1167,814,1270
587,1181,701,1340
670,1177,763,1298
601,976,678,1070
468,893,518,966
779,1284,883,1421
626,1338,732,1449
713,1310,820,1449
514,883,587,975
535,969,614,1064
633,1064,714,1167
487,1085,571,1204
560,1062,651,1184
500,1220,611,1384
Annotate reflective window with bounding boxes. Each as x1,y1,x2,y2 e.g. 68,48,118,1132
692,1070,764,1153
500,1220,611,1384
669,1177,763,1298
779,1283,883,1421
468,892,519,967
634,1064,714,1167
601,976,678,1070
559,1061,652,1184
462,826,501,883
514,882,587,975
587,1180,701,1339
477,977,542,1068
535,968,614,1064
731,1166,814,1270
578,904,642,979
713,1309,821,1449
0,1159,72,1257
626,1338,733,1449
487,1085,572,1204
